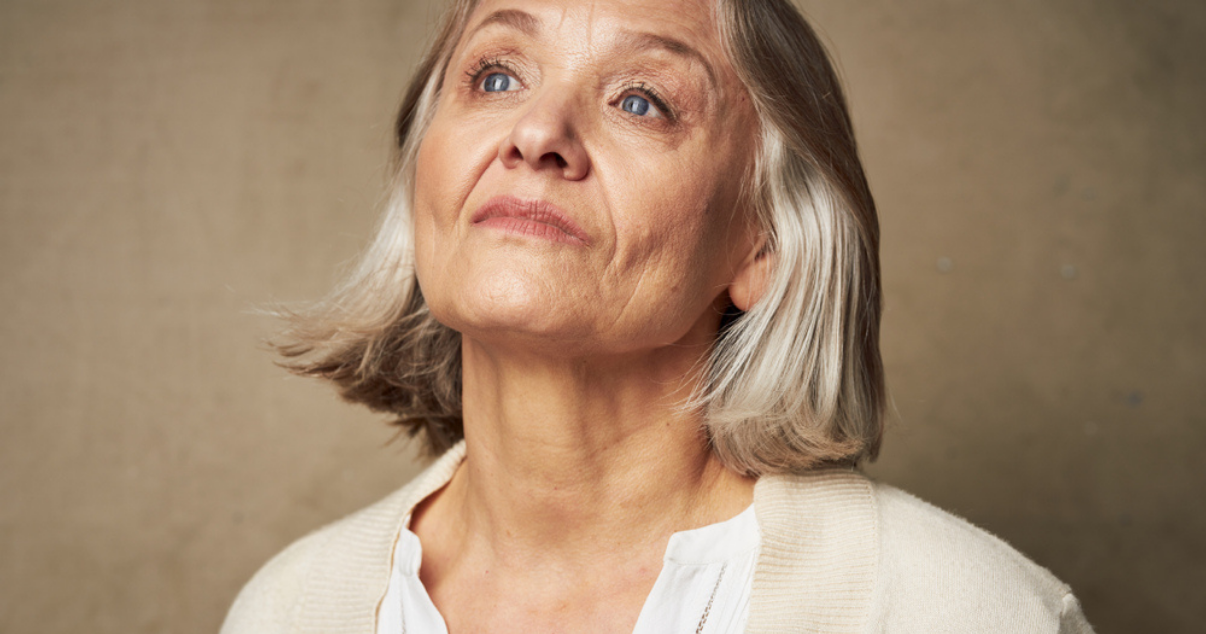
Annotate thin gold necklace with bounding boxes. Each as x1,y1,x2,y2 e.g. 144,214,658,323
695,564,728,634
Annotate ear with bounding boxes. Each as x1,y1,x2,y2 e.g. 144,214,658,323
728,235,773,312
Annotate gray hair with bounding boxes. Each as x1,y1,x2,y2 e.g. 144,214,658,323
275,0,885,476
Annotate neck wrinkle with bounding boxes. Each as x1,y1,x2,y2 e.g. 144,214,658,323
444,333,753,567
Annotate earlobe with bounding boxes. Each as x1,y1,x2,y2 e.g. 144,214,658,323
729,241,773,312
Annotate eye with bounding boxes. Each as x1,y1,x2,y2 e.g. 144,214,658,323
621,94,663,118
614,83,670,120
480,71,520,93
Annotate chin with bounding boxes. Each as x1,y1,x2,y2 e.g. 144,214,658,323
425,269,593,346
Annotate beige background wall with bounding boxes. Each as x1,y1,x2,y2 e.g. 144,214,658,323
1,0,1202,632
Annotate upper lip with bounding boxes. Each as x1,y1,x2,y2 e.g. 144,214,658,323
470,196,590,245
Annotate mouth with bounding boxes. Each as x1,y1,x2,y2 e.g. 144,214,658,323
471,196,590,246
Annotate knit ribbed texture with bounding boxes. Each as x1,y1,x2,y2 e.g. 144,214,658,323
747,469,877,634
300,441,466,633
221,441,466,634
223,446,1095,634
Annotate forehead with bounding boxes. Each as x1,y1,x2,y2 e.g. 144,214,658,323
463,0,725,54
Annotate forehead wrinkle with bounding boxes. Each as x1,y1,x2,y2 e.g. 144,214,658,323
581,1,598,58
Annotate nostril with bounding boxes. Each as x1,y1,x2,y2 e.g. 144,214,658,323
552,154,568,169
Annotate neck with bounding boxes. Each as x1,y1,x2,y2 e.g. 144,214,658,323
422,334,754,567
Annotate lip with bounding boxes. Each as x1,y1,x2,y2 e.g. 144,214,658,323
470,196,590,246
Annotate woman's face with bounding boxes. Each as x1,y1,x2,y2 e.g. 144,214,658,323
414,0,760,357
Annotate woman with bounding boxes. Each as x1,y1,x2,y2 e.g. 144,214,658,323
223,0,1094,632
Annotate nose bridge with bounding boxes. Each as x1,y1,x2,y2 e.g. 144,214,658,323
518,84,576,145
501,79,590,180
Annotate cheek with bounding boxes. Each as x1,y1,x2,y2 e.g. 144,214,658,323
412,113,479,252
412,118,474,305
411,139,442,279
612,151,739,284
414,127,454,228
413,104,509,233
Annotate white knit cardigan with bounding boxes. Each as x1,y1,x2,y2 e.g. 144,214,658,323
221,442,1094,633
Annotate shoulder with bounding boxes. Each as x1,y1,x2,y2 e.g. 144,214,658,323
218,519,341,634
751,471,1093,634
219,442,467,634
869,482,1092,633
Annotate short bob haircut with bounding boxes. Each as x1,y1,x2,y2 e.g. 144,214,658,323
277,0,885,476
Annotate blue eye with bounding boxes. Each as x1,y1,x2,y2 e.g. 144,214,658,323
620,94,653,116
481,72,517,93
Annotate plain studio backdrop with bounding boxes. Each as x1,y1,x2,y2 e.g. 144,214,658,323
1,0,1203,632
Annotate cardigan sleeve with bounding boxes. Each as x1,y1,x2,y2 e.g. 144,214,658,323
871,483,1097,633
219,527,333,634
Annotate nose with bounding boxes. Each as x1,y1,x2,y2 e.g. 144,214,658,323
498,90,591,181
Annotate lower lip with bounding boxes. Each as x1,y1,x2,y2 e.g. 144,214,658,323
474,215,588,246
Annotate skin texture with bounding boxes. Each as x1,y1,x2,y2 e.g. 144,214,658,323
409,0,770,632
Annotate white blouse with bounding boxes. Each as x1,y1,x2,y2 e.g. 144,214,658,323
376,504,761,634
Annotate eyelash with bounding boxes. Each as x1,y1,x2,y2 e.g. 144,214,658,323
464,55,676,121
465,56,515,86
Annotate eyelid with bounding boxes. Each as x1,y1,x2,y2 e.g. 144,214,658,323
465,56,525,91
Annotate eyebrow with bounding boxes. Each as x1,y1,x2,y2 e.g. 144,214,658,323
617,31,718,89
468,9,540,38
